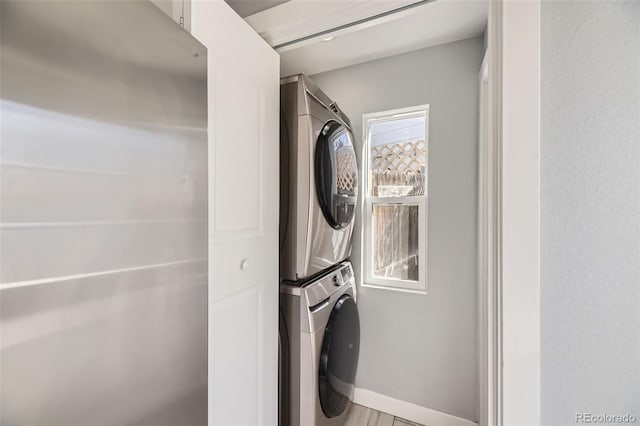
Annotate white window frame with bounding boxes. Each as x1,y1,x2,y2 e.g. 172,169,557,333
362,105,429,293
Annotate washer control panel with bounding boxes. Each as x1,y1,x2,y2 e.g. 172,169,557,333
306,262,354,307
340,265,353,283
280,261,356,334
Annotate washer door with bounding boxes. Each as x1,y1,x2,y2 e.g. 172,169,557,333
315,121,358,229
318,294,360,418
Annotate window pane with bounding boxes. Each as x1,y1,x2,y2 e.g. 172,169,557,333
371,204,419,282
369,115,426,197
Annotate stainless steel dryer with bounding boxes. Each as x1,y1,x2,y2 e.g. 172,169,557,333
280,74,358,282
280,262,360,426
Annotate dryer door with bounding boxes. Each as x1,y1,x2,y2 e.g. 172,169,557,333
318,294,360,418
315,121,358,229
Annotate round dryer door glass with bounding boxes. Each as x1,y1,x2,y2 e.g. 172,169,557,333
318,295,360,418
315,121,358,229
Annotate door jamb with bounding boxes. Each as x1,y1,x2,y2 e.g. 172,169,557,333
484,1,541,425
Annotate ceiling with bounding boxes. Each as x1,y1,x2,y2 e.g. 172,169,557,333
237,0,487,77
281,0,487,76
224,0,289,18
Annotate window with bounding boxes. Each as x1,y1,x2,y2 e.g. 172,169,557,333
362,106,429,292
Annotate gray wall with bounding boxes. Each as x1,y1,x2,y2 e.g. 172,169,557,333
541,2,640,425
312,36,483,421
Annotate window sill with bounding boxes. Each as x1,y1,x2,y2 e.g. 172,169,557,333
360,281,428,295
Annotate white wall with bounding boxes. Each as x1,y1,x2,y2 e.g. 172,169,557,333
541,2,640,425
311,36,483,421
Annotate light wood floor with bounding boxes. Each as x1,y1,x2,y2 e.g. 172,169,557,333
344,403,424,426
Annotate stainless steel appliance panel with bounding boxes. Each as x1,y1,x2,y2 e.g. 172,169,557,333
0,1,207,425
280,262,359,426
279,75,357,282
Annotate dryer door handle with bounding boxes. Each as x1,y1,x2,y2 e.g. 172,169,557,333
309,297,330,314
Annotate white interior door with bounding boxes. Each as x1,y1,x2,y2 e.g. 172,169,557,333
191,3,280,425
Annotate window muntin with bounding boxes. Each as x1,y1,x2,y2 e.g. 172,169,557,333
363,106,429,292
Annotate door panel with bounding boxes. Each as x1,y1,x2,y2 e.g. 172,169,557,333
211,284,264,426
191,2,279,425
213,67,262,236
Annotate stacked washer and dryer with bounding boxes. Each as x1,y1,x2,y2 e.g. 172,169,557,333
279,74,360,426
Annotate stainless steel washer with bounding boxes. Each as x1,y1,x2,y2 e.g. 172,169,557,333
280,74,358,282
280,262,360,426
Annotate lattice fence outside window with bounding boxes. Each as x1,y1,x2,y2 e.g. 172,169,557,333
369,138,426,197
336,147,357,194
370,139,426,173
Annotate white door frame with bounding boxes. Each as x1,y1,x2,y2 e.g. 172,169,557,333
483,1,541,425
477,47,497,426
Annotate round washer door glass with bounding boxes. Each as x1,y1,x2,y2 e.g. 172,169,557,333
315,121,358,229
318,294,360,417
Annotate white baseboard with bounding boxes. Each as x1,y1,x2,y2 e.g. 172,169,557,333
352,388,477,426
